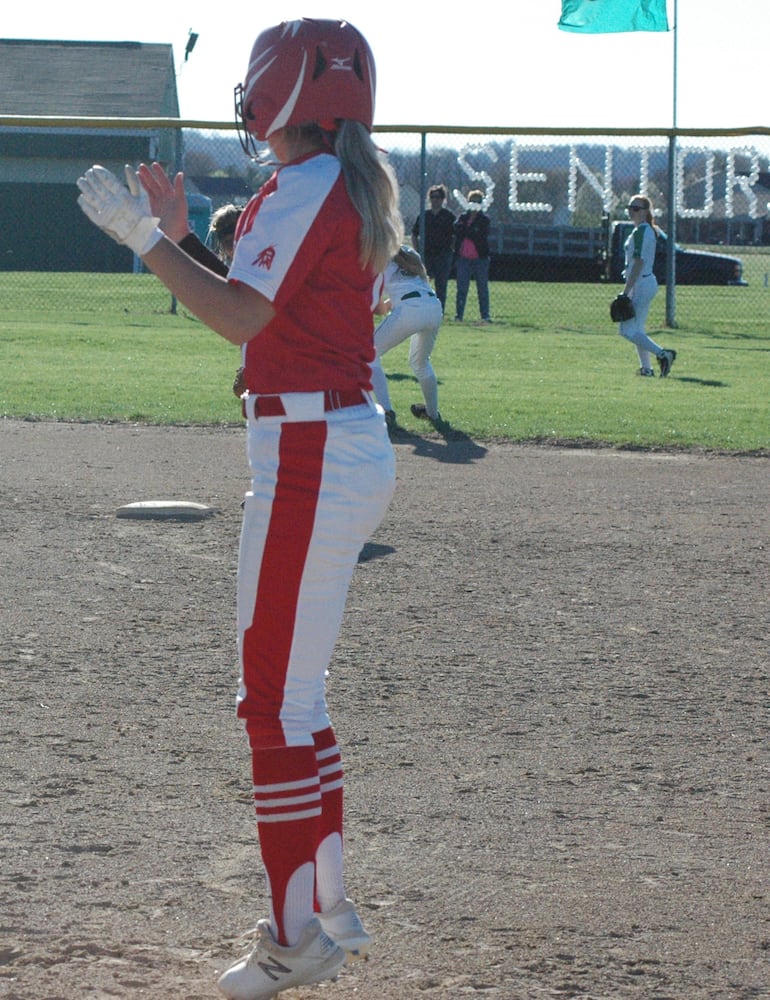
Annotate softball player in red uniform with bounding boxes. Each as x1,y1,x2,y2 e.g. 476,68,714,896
77,19,403,1000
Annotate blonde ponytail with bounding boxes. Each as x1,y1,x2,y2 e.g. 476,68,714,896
334,121,403,273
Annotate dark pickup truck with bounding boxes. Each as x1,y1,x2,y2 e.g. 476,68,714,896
607,222,746,286
487,220,746,285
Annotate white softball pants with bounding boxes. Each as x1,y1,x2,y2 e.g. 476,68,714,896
236,393,395,748
370,294,443,418
619,274,663,369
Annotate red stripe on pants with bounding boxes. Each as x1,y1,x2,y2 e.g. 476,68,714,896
238,421,328,746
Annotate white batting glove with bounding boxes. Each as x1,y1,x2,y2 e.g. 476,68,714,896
77,164,163,256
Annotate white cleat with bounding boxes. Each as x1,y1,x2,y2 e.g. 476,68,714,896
318,898,371,960
217,917,345,1000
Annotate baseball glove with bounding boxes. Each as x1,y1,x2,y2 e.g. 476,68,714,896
610,293,635,323
233,366,247,398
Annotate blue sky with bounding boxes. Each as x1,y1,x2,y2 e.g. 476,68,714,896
3,1,767,130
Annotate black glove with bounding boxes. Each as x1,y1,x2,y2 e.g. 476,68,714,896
610,294,635,323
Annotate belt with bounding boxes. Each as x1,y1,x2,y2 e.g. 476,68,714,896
641,273,653,277
401,290,436,300
250,388,368,418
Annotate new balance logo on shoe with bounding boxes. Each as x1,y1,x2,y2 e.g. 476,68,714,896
256,954,292,983
217,918,345,1000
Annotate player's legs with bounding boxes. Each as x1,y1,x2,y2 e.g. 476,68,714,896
619,276,661,368
455,258,471,320
432,251,452,313
236,406,395,947
372,301,427,415
407,299,442,419
286,406,394,934
370,309,410,413
635,345,654,370
312,724,345,912
474,257,491,320
620,320,664,369
374,301,423,354
629,275,657,339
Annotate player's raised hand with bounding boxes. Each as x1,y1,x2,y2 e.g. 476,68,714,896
137,162,191,243
77,164,162,256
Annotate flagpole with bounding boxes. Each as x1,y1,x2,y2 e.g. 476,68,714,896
671,0,678,129
665,0,678,327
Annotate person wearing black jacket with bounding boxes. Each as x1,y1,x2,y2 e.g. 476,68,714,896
411,184,455,313
453,189,491,324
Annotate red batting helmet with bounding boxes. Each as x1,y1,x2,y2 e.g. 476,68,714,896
235,19,376,145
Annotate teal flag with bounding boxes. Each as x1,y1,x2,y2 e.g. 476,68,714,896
559,0,669,33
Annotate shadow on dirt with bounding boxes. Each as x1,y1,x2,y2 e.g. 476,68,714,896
388,419,488,465
358,541,396,563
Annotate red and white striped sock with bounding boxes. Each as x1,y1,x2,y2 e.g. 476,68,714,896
313,726,346,912
251,745,320,946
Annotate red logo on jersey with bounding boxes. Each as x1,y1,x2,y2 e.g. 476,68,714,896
253,246,276,270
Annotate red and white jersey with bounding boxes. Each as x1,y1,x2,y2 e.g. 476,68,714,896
228,150,376,394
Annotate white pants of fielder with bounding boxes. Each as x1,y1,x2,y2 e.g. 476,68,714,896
370,294,444,418
619,273,663,370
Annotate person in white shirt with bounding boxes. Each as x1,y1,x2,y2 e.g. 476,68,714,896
370,245,444,426
620,196,677,377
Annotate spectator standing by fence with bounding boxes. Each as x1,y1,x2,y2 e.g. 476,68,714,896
411,184,455,314
453,190,491,324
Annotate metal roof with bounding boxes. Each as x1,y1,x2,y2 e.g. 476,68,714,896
0,39,179,117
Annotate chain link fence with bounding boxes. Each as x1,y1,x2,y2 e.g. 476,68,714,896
2,118,769,328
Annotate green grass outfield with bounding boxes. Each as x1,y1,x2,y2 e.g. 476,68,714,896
1,271,768,453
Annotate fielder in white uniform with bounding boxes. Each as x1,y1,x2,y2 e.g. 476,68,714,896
370,245,444,424
620,195,677,378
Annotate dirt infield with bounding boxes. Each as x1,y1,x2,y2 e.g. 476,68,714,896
2,419,768,1000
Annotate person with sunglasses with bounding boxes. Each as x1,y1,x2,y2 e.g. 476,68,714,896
410,184,456,313
453,190,492,325
619,196,677,377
